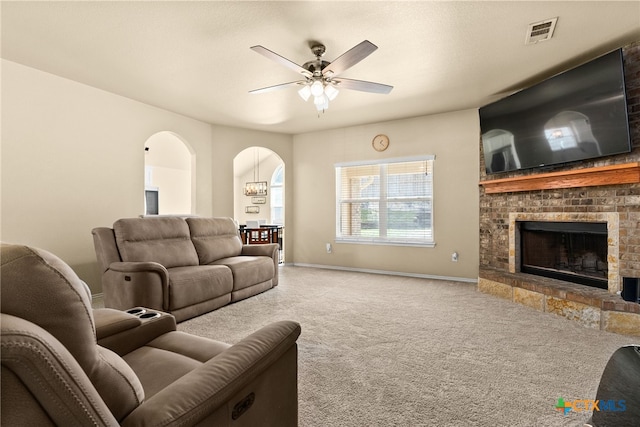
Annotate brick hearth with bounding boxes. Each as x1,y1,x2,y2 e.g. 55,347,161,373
478,41,640,336
479,267,640,336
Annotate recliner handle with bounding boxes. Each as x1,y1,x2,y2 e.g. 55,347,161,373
231,392,255,420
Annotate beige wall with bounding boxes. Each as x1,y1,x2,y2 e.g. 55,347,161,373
1,60,214,293
292,111,480,281
2,59,480,295
148,165,191,214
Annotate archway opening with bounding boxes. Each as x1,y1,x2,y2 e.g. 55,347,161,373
234,147,285,260
144,132,194,215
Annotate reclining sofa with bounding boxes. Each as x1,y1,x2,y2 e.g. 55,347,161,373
93,217,279,322
1,243,300,426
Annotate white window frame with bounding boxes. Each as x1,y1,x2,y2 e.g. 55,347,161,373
335,155,435,247
270,164,284,225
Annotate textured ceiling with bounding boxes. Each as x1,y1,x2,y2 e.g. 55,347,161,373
2,1,639,134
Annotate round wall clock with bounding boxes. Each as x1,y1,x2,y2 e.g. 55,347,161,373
372,134,390,152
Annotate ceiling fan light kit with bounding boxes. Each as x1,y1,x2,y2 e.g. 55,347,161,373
297,79,339,112
310,80,324,97
250,40,393,113
324,84,339,100
298,85,312,101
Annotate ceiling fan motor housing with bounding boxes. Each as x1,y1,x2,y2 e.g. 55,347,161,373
303,59,330,75
311,44,326,57
300,44,330,77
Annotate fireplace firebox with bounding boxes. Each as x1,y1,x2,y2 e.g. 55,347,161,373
519,221,608,289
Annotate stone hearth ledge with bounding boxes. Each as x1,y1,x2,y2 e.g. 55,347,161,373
479,267,640,337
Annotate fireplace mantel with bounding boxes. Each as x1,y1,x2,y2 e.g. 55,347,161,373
480,162,640,194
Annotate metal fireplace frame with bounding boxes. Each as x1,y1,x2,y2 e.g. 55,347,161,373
509,212,620,293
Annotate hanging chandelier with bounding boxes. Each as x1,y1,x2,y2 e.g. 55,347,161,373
244,148,267,196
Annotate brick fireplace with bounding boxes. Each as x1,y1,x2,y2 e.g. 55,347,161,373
478,41,640,336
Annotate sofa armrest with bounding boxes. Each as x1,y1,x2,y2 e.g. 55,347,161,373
95,308,177,356
121,320,301,427
240,243,278,258
101,262,170,312
1,314,120,427
109,261,168,275
241,243,280,286
94,308,142,340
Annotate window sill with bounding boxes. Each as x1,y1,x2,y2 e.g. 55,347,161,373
335,238,436,248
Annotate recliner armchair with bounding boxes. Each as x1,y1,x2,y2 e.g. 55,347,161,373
584,344,640,427
0,243,301,426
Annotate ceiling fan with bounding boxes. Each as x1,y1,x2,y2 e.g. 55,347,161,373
249,40,393,112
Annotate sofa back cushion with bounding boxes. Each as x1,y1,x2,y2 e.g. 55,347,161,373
113,217,199,268
187,217,243,265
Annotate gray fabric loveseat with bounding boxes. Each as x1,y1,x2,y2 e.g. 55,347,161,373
92,217,279,322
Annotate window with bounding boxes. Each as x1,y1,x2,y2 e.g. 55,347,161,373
335,156,434,246
270,165,284,225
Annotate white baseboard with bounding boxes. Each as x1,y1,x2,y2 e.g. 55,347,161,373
291,263,478,284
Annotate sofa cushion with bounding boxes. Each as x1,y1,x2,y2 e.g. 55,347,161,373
114,217,199,268
186,217,243,265
213,256,274,291
167,265,233,310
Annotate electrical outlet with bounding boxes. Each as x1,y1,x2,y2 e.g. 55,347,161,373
326,243,332,254
451,252,459,262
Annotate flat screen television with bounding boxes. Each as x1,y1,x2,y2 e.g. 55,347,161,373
480,49,631,174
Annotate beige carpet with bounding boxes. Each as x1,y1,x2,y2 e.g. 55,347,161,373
174,267,637,426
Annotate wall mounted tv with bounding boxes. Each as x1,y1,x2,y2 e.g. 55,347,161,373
480,49,631,174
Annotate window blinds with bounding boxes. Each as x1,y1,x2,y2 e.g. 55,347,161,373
335,156,434,246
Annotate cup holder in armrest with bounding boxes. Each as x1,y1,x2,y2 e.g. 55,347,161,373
99,308,173,354
139,312,161,319
126,308,161,319
122,307,166,322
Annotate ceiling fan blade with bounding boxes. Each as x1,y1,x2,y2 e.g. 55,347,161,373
250,45,313,78
249,81,304,94
333,78,393,94
322,40,378,77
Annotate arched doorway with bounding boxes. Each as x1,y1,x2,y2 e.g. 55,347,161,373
144,132,194,215
234,147,285,259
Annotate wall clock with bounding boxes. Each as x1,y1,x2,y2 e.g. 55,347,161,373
372,134,390,152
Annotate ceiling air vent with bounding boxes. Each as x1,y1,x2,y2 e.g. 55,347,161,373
525,17,558,45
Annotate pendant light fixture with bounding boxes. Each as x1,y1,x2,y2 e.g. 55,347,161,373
244,148,267,196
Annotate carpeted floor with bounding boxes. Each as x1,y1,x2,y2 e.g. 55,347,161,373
175,266,637,427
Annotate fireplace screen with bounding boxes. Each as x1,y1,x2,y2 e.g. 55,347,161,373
520,221,608,289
